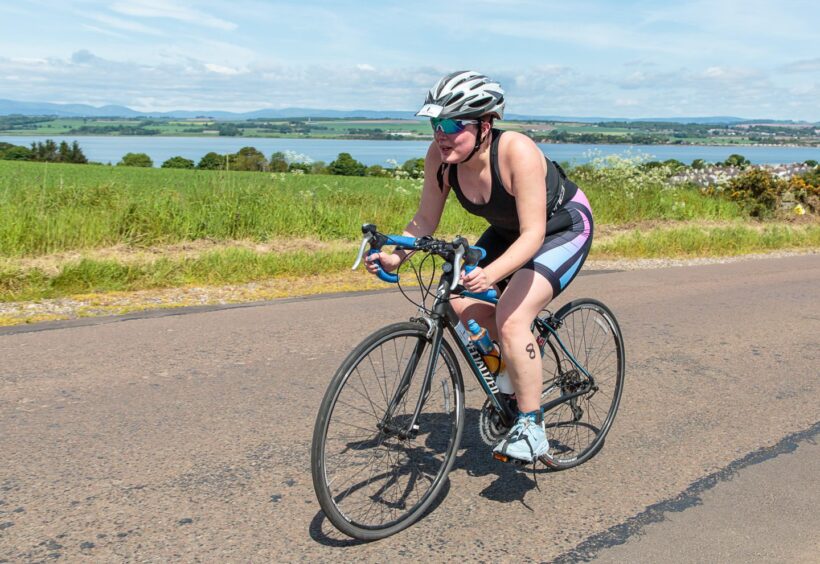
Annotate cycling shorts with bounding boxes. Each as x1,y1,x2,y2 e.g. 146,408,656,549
476,188,593,297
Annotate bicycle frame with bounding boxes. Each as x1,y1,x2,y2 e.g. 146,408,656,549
381,266,597,440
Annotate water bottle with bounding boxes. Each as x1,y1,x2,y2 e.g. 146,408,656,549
467,319,494,355
467,319,505,377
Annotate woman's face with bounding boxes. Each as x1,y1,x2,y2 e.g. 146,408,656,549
432,119,484,163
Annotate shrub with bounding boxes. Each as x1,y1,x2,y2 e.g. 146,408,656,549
724,154,750,168
785,168,820,214
198,152,226,170
401,158,425,179
726,169,784,217
161,156,195,169
288,162,311,174
118,153,153,167
0,142,32,161
328,153,366,176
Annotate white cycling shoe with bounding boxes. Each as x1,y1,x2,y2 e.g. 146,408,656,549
492,412,550,463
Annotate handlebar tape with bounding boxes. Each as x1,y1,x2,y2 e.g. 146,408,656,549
367,248,399,283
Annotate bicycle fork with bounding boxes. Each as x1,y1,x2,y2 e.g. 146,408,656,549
377,321,445,440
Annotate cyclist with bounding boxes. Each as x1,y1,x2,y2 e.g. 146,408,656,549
365,70,593,463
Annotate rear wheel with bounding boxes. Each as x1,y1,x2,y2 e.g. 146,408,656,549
311,322,464,540
536,299,625,470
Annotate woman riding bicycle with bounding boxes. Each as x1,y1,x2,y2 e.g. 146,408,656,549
365,70,594,463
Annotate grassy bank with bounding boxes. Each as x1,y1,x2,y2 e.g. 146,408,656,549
0,159,744,257
0,159,816,304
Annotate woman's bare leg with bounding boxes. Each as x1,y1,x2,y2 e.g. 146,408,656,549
494,270,554,413
448,296,498,340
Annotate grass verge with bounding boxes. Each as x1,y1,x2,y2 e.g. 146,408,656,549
1,222,817,303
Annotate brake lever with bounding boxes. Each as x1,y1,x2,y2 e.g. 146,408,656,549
450,239,467,290
351,231,373,270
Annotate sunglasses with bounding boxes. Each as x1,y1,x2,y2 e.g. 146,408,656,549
430,118,480,135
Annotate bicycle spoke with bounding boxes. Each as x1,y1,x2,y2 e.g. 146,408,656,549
537,301,624,469
314,323,463,536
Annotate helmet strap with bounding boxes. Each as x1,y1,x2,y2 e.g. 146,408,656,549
460,118,490,163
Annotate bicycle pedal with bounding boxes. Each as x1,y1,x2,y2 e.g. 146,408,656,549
492,452,528,466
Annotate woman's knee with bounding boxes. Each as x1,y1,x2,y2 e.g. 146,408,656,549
495,309,532,347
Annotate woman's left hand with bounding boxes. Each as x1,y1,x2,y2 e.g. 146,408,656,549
461,266,493,293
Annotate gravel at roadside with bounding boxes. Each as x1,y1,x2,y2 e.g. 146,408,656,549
0,249,816,326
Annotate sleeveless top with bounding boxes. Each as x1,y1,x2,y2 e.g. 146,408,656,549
441,129,578,240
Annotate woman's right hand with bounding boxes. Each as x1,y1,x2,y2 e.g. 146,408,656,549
365,251,402,274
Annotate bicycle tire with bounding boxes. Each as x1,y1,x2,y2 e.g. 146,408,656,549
537,299,625,470
311,321,465,540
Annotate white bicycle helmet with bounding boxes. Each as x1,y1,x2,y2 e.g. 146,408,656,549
417,71,505,120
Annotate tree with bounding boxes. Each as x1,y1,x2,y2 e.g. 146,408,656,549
804,160,818,167
328,152,366,176
269,151,289,172
724,153,750,167
162,156,195,169
198,152,226,170
118,152,153,167
232,146,267,171
691,158,707,169
58,141,72,162
365,164,387,177
68,141,87,164
217,123,241,136
31,139,58,162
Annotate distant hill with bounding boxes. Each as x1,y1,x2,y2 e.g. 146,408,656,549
1,98,814,125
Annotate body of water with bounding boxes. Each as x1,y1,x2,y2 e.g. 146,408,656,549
2,135,817,167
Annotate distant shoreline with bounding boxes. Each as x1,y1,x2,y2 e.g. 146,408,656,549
1,131,817,148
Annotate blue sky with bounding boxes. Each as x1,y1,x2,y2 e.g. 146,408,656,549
1,0,818,119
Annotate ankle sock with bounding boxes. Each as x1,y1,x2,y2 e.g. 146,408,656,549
518,409,544,424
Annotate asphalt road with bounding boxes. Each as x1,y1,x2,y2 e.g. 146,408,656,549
1,255,818,562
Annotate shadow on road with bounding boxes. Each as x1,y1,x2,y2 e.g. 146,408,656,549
308,478,452,546
307,406,562,544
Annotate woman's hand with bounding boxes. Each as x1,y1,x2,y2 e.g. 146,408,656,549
365,251,402,274
461,266,493,293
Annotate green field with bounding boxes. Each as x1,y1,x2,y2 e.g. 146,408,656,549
0,159,816,305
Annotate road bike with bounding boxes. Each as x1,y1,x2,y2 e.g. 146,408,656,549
311,224,625,540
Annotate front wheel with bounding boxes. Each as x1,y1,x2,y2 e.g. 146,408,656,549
537,299,625,470
311,321,465,541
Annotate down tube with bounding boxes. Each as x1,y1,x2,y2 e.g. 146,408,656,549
442,304,506,413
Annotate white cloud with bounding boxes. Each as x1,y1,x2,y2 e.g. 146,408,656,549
204,63,244,75
111,0,238,31
87,13,163,36
356,64,376,72
82,23,129,39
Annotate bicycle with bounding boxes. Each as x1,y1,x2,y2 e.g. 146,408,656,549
311,224,625,541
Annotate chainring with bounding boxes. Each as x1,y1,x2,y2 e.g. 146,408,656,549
478,398,512,446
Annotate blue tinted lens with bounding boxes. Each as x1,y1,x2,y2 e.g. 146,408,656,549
431,118,468,134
